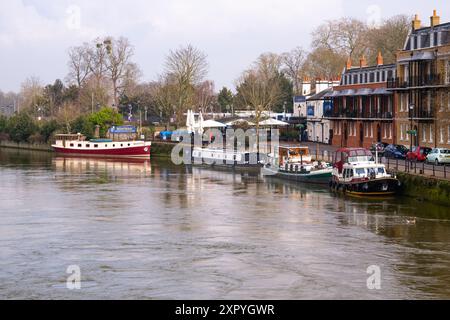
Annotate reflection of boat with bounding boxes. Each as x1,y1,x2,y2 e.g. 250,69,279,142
191,147,263,172
263,146,333,185
330,148,401,197
52,134,151,159
53,157,152,176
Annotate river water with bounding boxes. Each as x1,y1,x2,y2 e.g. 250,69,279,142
0,148,449,300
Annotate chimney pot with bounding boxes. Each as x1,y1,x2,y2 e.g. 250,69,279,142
431,10,440,27
359,55,367,68
376,52,384,66
412,14,421,30
346,57,352,69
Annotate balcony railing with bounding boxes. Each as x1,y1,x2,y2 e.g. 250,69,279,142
325,110,394,119
388,74,444,89
410,110,435,119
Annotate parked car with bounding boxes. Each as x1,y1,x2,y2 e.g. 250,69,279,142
384,144,409,159
406,146,432,162
370,142,388,155
426,148,450,165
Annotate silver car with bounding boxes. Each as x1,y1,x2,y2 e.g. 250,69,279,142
426,148,450,165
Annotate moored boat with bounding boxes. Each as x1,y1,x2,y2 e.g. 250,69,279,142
191,147,263,172
330,148,401,197
52,134,151,159
263,146,333,184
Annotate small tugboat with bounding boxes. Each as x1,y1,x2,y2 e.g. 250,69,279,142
191,147,263,172
52,134,151,159
330,148,401,197
262,146,333,185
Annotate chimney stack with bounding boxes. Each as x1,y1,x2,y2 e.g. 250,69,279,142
346,57,352,69
412,14,421,30
359,55,367,68
376,52,384,66
430,10,440,27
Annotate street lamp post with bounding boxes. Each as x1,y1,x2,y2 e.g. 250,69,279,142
409,103,415,151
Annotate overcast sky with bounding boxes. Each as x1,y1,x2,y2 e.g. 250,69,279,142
0,0,449,93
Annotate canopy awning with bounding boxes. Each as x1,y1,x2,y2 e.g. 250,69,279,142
335,89,356,97
224,119,256,126
371,88,393,95
356,88,373,96
323,91,340,98
194,119,226,128
259,118,289,127
398,51,435,64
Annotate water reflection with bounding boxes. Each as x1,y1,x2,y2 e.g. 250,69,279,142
0,148,449,299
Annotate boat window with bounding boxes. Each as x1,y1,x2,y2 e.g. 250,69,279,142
377,168,385,174
441,149,450,154
78,144,82,147
105,144,108,147
121,144,123,147
355,168,366,176
70,144,74,147
86,144,90,148
128,144,131,146
348,150,374,163
113,144,115,147
94,144,98,148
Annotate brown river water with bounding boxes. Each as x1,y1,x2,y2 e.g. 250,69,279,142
0,148,449,300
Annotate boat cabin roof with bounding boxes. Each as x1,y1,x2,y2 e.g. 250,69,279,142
55,134,85,141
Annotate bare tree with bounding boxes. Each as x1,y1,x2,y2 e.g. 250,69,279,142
304,47,346,80
164,44,208,125
56,102,82,133
236,54,283,140
195,80,216,115
281,47,307,95
312,18,368,59
19,77,44,112
66,43,93,89
104,37,138,107
365,15,411,64
151,74,177,127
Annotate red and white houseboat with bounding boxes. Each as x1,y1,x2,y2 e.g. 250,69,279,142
52,134,151,159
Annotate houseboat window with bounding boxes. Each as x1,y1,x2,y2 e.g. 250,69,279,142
355,168,366,176
377,168,385,174
86,144,90,148
94,144,98,148
70,144,74,147
78,144,82,147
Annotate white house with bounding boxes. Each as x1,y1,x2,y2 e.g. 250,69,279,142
305,79,340,144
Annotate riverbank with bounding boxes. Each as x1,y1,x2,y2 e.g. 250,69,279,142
397,172,450,207
0,140,52,152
